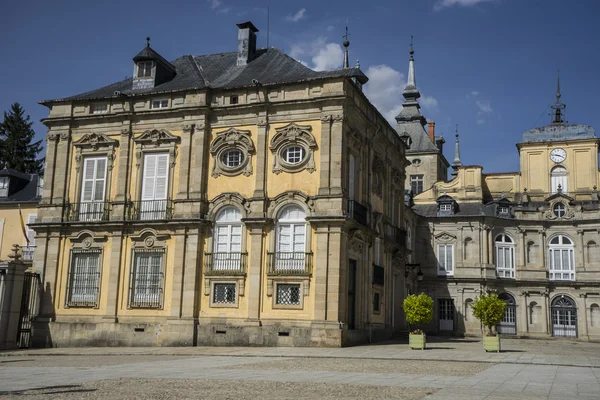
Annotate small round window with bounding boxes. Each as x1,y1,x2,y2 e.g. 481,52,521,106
282,146,306,165
553,202,566,218
412,158,422,166
221,149,244,168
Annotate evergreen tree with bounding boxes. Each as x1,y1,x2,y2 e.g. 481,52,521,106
0,103,44,174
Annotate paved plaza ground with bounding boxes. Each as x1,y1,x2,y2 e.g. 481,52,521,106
1,337,599,399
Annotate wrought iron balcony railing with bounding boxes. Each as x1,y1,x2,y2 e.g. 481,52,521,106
267,252,313,275
348,199,368,226
204,252,248,275
66,201,111,222
129,199,173,221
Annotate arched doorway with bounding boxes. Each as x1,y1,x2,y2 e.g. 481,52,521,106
551,296,577,338
497,293,516,335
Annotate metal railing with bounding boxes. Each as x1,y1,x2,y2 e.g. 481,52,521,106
66,201,111,222
129,199,173,221
128,271,164,309
204,252,248,275
348,199,368,226
267,252,312,275
66,271,101,307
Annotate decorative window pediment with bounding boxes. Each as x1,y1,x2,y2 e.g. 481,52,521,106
545,199,576,220
435,232,457,243
270,123,317,174
73,133,118,173
133,129,180,147
130,228,170,249
210,128,255,177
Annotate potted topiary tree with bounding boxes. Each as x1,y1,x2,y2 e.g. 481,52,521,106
403,293,434,350
470,293,506,352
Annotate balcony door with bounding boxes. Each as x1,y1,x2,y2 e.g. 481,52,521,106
80,157,107,221
141,153,169,220
275,205,306,271
214,207,243,272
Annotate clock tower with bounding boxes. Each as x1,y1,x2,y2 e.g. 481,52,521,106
517,75,599,200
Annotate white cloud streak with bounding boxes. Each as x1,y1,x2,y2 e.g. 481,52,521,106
289,37,343,71
476,100,493,113
434,0,494,12
285,8,306,22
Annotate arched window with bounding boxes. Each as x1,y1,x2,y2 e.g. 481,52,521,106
548,235,575,281
587,241,598,264
495,234,515,278
551,296,577,338
497,293,517,334
591,304,600,327
213,207,243,271
274,205,307,272
464,237,474,261
551,166,567,194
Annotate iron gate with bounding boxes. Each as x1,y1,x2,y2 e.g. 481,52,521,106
497,293,517,335
551,296,577,338
17,272,40,348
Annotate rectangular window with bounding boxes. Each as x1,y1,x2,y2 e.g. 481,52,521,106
373,292,380,313
230,95,239,105
276,284,301,305
213,283,236,304
90,103,108,114
23,214,37,261
67,250,101,307
130,250,164,308
440,204,452,211
410,175,424,194
374,237,382,266
549,248,575,281
80,157,107,221
499,206,509,214
137,61,153,78
438,244,454,276
151,99,169,109
0,177,8,197
496,246,515,278
140,153,169,220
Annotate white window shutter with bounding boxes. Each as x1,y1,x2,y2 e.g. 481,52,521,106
155,154,169,200
94,158,107,201
81,158,96,202
142,154,157,200
26,214,37,247
81,157,107,202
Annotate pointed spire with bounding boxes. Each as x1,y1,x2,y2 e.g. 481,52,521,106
395,35,424,125
451,125,463,177
551,69,566,124
407,35,416,88
146,36,150,48
342,21,350,68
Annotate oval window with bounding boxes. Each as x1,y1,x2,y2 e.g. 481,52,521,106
283,146,306,164
553,202,566,218
221,149,244,168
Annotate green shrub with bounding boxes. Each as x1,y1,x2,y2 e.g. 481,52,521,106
403,293,434,334
470,293,506,336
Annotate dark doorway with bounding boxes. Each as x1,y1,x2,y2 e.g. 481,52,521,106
439,298,455,333
347,259,357,330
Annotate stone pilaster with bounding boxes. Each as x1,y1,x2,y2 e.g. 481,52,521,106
539,230,546,268
253,117,269,199
170,231,187,318
51,131,71,205
181,228,202,318
114,127,132,202
577,230,585,268
177,124,193,200
329,115,344,195
189,118,208,201
579,293,588,338
103,233,123,321
318,115,332,195
38,235,61,318
520,291,529,333
42,133,59,203
244,219,269,321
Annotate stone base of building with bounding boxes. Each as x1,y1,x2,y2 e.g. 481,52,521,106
31,317,394,348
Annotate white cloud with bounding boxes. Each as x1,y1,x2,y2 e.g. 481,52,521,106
289,37,343,71
476,100,493,113
420,96,439,110
209,0,221,9
208,0,230,14
217,7,230,14
434,0,494,11
477,119,486,125
471,90,479,97
285,8,306,22
326,25,335,32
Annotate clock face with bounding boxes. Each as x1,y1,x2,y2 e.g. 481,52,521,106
550,148,566,163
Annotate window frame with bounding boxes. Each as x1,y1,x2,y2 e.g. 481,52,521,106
269,122,317,174
0,177,8,197
437,243,454,276
495,234,515,279
136,61,154,78
410,174,424,194
209,281,239,308
548,235,575,281
90,103,108,115
66,248,102,308
210,128,255,177
151,99,169,109
128,248,165,309
551,166,568,194
273,282,303,309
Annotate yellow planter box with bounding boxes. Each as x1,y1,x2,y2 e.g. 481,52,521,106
409,333,426,350
484,335,501,352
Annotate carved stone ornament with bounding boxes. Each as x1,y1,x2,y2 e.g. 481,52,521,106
207,192,249,220
73,133,118,173
210,128,255,177
134,128,180,147
544,200,576,221
269,122,318,174
267,190,314,219
372,155,385,197
435,232,457,243
130,228,170,249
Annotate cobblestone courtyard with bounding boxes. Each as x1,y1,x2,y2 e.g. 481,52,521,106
1,338,599,399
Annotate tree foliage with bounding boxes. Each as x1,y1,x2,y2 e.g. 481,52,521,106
403,293,434,333
0,103,44,174
470,293,506,336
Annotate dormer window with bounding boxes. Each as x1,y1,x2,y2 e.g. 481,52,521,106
151,99,169,109
230,95,239,105
90,103,108,114
499,206,509,214
137,61,153,78
436,194,457,216
440,204,452,212
0,177,8,197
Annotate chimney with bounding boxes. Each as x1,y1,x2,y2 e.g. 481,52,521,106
427,122,435,143
236,21,259,66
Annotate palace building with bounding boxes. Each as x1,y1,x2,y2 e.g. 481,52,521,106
31,22,410,347
403,62,600,340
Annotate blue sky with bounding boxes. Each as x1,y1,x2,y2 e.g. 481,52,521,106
1,0,599,173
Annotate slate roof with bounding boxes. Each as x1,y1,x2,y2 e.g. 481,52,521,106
521,123,596,144
0,169,40,204
41,48,368,104
412,203,487,218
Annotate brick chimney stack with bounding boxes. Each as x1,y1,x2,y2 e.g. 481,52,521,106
428,122,435,142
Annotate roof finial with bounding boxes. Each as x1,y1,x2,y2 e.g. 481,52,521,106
410,34,414,57
343,20,350,68
451,124,463,177
356,59,360,68
551,69,566,125
146,36,150,48
406,35,417,88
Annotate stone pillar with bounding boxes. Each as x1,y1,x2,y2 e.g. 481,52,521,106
580,293,589,339
318,115,332,195
329,115,344,195
313,225,330,321
52,131,72,205
245,219,269,321
189,120,208,200
482,227,489,265
103,233,123,321
542,291,550,335
112,127,132,220
578,230,585,268
253,118,269,199
177,124,193,200
539,230,546,268
326,226,343,322
0,260,28,350
170,231,187,318
487,228,493,264
519,229,526,268
520,291,529,333
42,133,59,203
180,228,202,318
38,236,61,318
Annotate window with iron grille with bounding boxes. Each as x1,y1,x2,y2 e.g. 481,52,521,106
276,284,300,305
213,283,236,304
130,250,164,308
67,249,101,307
